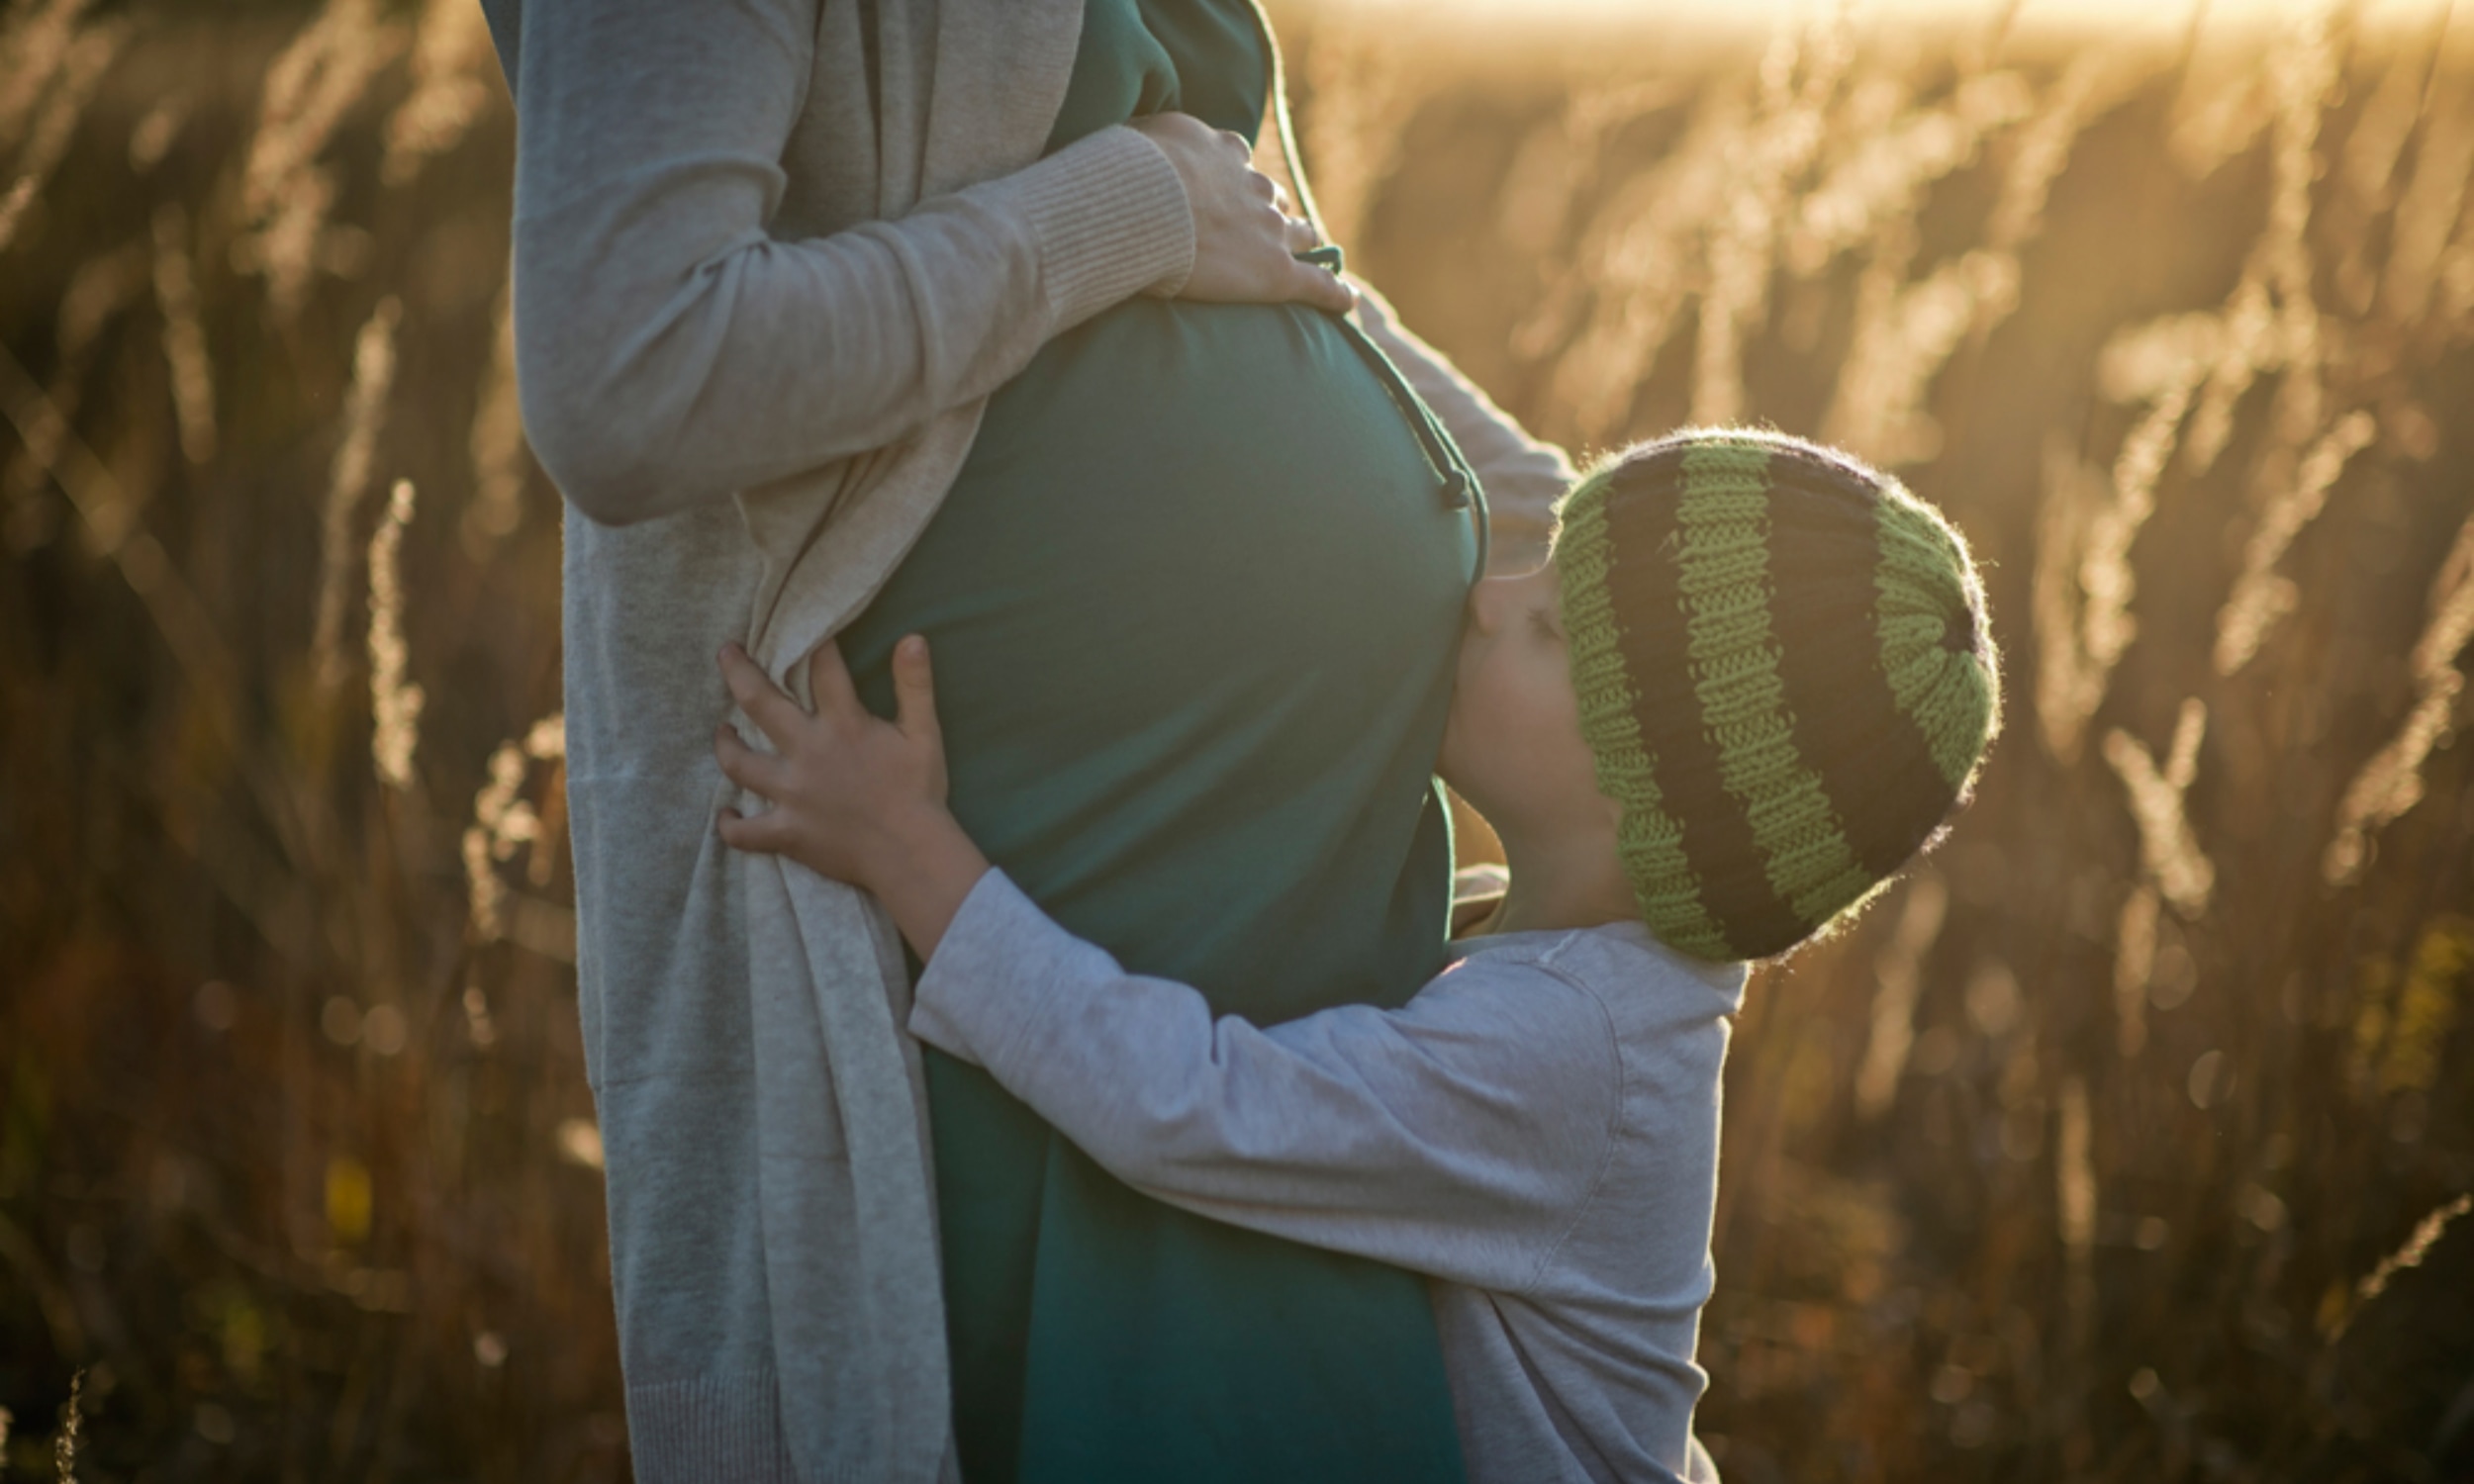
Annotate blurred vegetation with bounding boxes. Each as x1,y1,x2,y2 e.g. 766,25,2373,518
4,0,2473,1479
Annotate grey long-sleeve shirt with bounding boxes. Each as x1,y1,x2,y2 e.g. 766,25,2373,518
910,870,1747,1484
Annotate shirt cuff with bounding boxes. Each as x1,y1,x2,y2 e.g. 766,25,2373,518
992,124,1195,324
908,866,1050,1067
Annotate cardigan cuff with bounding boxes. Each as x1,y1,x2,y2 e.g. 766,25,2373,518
1000,124,1196,325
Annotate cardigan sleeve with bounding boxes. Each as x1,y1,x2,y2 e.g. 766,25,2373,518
499,0,1195,526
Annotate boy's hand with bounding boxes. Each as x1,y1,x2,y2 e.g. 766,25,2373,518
714,635,990,958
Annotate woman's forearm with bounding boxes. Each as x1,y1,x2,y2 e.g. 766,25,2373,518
505,0,1194,526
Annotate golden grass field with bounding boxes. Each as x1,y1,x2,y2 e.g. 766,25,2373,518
4,0,2473,1478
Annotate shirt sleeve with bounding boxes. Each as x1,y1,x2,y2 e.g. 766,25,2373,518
910,870,1624,1295
501,0,1195,526
1349,279,1574,577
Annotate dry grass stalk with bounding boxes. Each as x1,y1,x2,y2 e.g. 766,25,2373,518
1299,7,1417,252
2212,410,2376,675
1987,46,2142,257
2104,698,2211,1056
2056,1073,2096,1277
241,0,405,320
2166,44,2270,182
149,203,217,466
2036,383,2197,760
0,0,90,148
2032,439,2108,762
1854,872,1948,1119
460,286,526,557
2332,42,2439,314
2105,697,2215,918
1823,50,2138,465
2093,15,2337,722
1529,97,1745,443
125,89,189,175
1493,80,1678,263
2381,88,2474,329
380,0,495,187
53,1366,81,1481
1787,70,2032,277
1692,12,1848,426
0,14,126,257
2115,882,2162,1057
0,340,242,742
2188,9,2337,479
2331,1193,2474,1339
311,296,402,696
2325,511,2474,884
367,480,425,791
462,713,564,942
1822,244,2013,464
2,237,143,526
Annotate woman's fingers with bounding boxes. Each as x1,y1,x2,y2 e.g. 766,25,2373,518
892,635,941,747
1133,111,1355,315
1282,213,1318,255
718,642,808,745
1290,256,1356,315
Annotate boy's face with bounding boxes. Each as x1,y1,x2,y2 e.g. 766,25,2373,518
1437,563,1621,844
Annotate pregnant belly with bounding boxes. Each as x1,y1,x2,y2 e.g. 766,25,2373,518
838,297,1477,1017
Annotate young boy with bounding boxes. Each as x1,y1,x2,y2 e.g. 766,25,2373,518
712,428,2000,1483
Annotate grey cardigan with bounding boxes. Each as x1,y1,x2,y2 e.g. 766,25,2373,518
482,2,1574,1479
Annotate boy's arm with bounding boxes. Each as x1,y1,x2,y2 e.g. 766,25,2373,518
707,637,1613,1294
910,869,1623,1295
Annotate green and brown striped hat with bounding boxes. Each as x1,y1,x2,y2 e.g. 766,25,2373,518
1554,428,2000,963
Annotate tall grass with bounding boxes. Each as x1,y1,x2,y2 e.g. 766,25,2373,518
5,1,2473,1479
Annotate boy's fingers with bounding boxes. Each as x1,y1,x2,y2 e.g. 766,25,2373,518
893,635,941,744
808,638,862,719
716,805,793,857
713,722,790,799
718,643,807,746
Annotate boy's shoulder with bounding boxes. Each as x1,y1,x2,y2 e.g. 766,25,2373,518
1445,923,1749,1027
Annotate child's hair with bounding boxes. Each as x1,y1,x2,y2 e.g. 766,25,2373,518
1552,428,2001,963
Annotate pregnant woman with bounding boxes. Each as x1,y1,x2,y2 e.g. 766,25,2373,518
485,0,1570,1479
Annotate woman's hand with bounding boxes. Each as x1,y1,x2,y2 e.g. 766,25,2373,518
1132,112,1354,314
714,636,991,958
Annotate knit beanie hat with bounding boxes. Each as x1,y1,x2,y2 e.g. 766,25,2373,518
1553,428,2000,963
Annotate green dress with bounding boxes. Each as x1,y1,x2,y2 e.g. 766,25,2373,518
836,3,1482,1477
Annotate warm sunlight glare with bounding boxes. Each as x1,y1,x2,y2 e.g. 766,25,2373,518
1399,0,2450,38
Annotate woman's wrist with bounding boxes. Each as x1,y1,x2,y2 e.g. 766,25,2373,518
1002,124,1196,319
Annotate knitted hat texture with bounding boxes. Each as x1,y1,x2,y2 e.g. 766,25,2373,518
1554,428,2000,962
